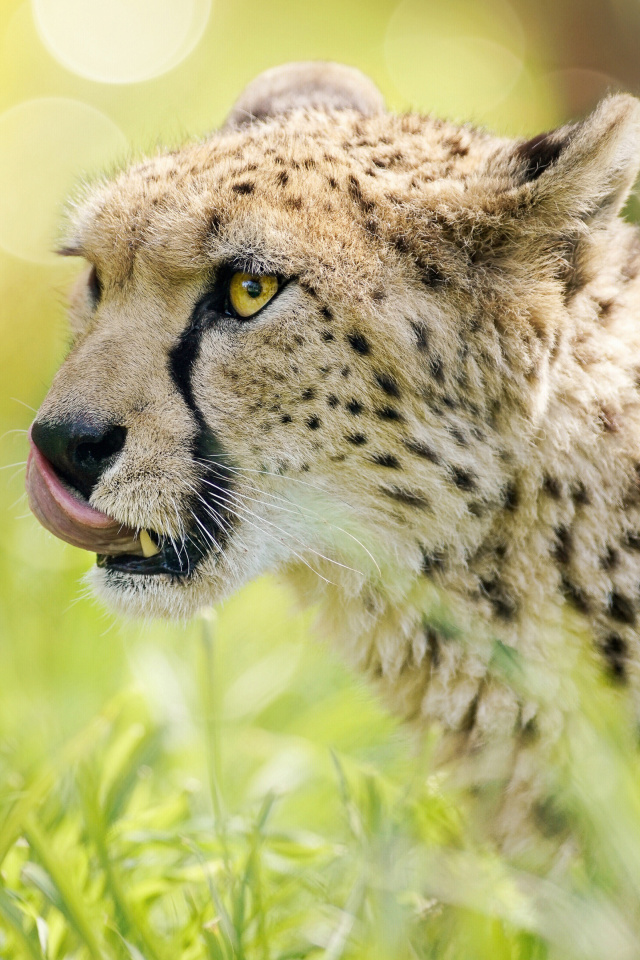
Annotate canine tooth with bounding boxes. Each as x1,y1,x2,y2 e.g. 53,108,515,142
140,529,160,558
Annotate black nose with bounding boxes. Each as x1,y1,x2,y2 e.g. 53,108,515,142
31,418,127,499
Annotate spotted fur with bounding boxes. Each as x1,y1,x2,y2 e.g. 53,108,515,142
35,62,640,846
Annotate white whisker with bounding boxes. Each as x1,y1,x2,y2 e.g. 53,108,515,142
10,398,37,414
194,480,365,580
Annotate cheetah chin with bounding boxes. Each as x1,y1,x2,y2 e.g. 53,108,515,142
26,60,640,843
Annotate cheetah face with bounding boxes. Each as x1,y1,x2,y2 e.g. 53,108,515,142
26,63,640,619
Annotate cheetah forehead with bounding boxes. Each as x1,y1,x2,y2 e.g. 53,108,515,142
60,62,640,306
62,108,502,279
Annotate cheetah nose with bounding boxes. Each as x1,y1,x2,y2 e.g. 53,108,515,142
30,417,127,499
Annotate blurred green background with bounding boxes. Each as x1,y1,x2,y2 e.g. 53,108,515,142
2,1,640,957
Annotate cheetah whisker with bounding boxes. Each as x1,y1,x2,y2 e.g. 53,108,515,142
192,481,367,580
191,460,380,574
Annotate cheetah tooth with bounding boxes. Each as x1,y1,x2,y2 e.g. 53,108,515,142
140,529,160,558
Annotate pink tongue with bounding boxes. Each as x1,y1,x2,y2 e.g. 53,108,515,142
26,434,142,555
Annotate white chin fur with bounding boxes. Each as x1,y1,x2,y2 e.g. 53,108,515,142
87,532,278,620
88,564,230,621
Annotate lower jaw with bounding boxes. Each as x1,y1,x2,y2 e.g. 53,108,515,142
97,550,191,577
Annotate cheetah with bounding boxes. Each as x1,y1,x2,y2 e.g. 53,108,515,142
26,62,640,847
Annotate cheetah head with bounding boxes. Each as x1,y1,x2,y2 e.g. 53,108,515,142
26,62,640,619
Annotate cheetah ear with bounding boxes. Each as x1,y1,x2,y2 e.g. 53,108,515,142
223,61,385,129
510,94,640,227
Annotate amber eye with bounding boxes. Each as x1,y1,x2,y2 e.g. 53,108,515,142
228,271,278,318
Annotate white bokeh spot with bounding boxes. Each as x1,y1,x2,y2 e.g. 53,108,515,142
32,0,212,84
0,98,128,264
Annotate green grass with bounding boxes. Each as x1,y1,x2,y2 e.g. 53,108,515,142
2,562,640,959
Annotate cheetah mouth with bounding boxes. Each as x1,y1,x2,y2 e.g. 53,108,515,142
96,537,202,578
26,435,231,580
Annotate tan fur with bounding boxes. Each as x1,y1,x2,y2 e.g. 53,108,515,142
36,63,640,848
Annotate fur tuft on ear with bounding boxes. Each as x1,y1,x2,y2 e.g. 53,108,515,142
511,94,640,227
224,61,385,129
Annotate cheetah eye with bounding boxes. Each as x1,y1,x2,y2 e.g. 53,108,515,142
227,271,278,319
87,265,102,306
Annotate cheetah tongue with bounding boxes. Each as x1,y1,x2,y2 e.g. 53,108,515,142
26,432,142,555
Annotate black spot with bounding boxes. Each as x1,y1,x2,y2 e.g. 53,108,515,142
561,576,589,614
521,716,539,743
346,399,364,415
376,407,404,422
321,306,333,321
327,394,339,408
232,181,254,194
445,135,469,158
371,453,400,469
607,592,636,625
346,433,367,445
375,372,400,398
450,427,467,446
534,796,569,838
281,414,292,424
553,526,572,565
299,282,318,299
321,330,335,341
429,354,444,382
503,482,519,510
543,474,562,499
571,481,590,506
276,170,289,187
403,438,440,463
347,332,370,355
420,549,445,576
425,627,441,667
515,130,567,182
600,547,619,571
410,320,429,351
417,259,446,287
285,196,302,211
480,577,517,620
602,632,627,680
347,174,375,213
451,467,476,491
306,416,321,431
380,486,430,509
328,176,338,189
341,366,351,377
460,691,481,734
301,387,316,401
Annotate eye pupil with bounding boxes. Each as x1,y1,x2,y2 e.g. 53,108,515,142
243,279,262,299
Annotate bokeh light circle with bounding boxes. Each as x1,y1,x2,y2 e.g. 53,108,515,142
385,0,525,121
0,98,128,264
32,0,212,84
